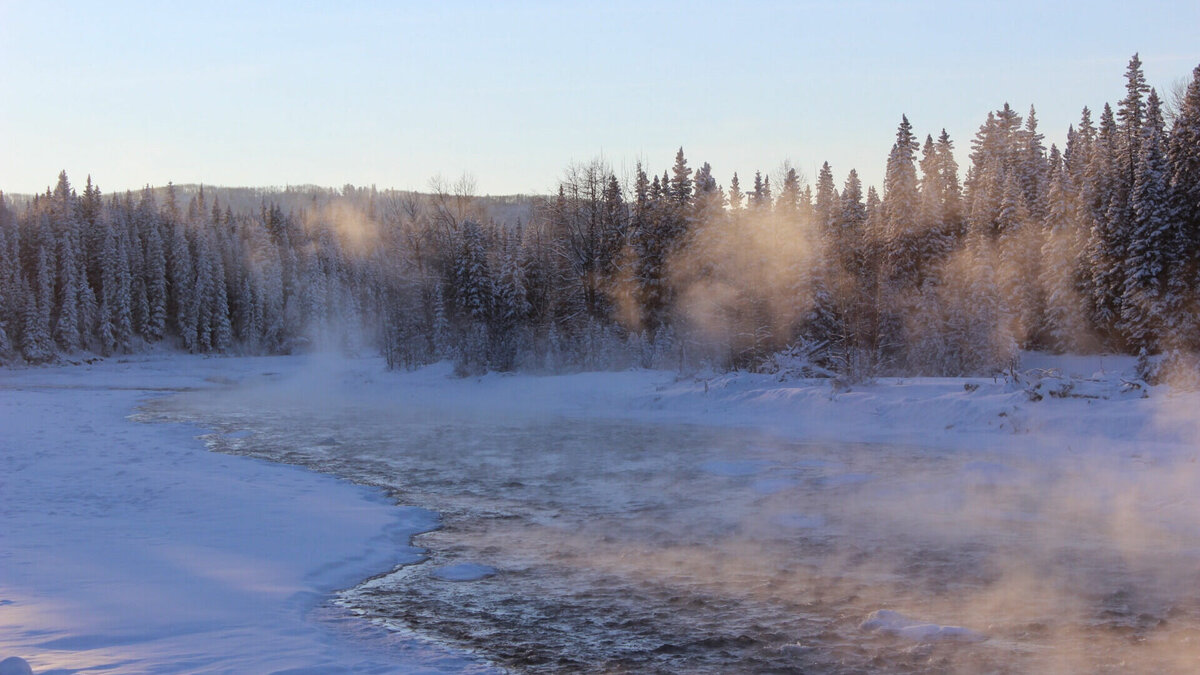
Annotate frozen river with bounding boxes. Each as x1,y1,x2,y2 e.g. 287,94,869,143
139,376,1200,674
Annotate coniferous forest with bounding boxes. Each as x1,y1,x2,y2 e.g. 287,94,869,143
2,55,1199,380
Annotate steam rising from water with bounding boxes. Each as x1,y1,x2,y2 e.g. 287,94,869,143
133,362,1200,673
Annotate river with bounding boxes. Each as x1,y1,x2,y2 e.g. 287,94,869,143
136,380,1200,673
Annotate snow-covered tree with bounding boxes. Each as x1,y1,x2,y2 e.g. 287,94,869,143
1121,89,1173,350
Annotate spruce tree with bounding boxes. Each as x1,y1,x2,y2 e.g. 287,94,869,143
1167,64,1200,347
169,222,196,350
97,220,119,355
142,215,167,341
209,231,233,353
1117,53,1150,182
1018,106,1048,221
669,148,692,206
1121,89,1173,350
1066,108,1096,191
1084,104,1124,342
1039,170,1086,352
814,162,837,234
936,130,965,244
25,225,55,362
728,173,743,212
883,115,922,289
53,213,82,352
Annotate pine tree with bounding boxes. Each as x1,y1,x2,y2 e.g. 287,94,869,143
1039,170,1087,352
490,231,529,370
52,208,82,352
1121,89,1173,350
121,196,148,341
1084,104,1124,343
1018,105,1048,221
97,219,119,355
114,213,134,352
883,115,922,289
0,310,9,361
169,222,196,350
24,224,55,362
813,162,837,234
431,281,450,357
728,173,743,212
995,169,1042,345
454,219,491,324
1117,53,1150,183
936,130,965,244
835,169,867,272
1066,108,1096,191
750,171,771,212
209,232,233,353
1167,63,1200,346
142,213,167,341
669,148,692,206
260,243,285,352
191,229,216,352
0,203,13,360
1096,56,1152,339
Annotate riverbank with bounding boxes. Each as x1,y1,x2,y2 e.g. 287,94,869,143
0,355,494,674
2,351,1196,672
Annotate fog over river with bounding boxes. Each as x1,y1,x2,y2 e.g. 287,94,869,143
138,375,1200,674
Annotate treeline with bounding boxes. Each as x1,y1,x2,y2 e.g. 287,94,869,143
1,55,1198,378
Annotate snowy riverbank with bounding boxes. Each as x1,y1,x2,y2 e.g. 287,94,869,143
0,355,495,674
363,350,1185,460
3,351,1198,672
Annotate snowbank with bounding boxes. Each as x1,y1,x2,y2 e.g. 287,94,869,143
0,355,493,674
338,350,1187,463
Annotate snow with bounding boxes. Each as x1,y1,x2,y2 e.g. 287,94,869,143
860,609,986,643
3,349,1199,671
0,355,495,674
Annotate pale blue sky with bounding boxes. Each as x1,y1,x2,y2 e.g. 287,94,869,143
2,1,1198,197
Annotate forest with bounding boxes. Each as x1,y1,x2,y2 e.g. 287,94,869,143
1,55,1198,381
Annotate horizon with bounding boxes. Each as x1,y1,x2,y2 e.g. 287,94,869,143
3,2,1199,198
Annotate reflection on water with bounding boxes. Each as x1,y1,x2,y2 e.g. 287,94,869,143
138,386,1200,674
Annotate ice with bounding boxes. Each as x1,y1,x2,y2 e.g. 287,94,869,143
431,564,498,582
860,610,985,643
0,354,494,674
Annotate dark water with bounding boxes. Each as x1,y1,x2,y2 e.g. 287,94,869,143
136,385,1200,674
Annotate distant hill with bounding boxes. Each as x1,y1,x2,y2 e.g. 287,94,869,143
2,183,541,229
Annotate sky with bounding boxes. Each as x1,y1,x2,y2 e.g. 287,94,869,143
2,1,1198,198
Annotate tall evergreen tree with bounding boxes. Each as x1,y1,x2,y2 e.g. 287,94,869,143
883,115,922,289
1167,64,1200,347
728,173,743,212
669,148,693,206
1121,89,1173,350
1085,104,1124,342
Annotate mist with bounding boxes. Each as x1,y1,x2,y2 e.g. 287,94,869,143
2,56,1198,384
114,351,1200,673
